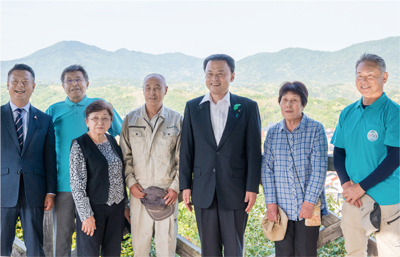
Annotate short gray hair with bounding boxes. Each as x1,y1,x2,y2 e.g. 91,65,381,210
60,64,89,83
143,73,167,87
355,53,386,74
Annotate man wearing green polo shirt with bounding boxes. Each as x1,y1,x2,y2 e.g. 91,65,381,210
331,53,399,256
46,65,122,257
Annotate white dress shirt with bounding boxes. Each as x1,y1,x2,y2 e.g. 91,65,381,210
200,91,231,145
10,101,30,141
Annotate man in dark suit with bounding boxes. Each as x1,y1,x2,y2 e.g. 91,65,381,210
1,64,57,256
179,54,261,256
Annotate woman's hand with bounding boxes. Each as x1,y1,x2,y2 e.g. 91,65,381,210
267,203,279,223
82,215,96,236
124,208,131,224
299,201,314,219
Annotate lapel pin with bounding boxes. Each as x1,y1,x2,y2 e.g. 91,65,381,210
34,116,37,119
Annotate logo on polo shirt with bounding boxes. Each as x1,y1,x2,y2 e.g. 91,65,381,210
367,130,378,142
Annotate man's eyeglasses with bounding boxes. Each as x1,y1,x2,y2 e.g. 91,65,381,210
64,78,85,85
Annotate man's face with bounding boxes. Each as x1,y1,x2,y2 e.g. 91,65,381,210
356,61,387,100
7,70,36,107
62,71,89,103
205,60,235,99
143,76,168,109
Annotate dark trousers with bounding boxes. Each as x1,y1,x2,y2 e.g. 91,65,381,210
275,219,320,257
194,194,248,257
76,201,125,257
1,178,45,257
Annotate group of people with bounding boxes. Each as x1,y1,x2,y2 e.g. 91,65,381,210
1,53,398,257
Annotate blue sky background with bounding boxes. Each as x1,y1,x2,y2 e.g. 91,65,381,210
1,1,399,61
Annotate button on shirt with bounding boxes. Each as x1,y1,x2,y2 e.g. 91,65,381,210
10,101,30,142
200,91,230,145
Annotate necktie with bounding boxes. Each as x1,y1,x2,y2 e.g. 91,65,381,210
15,108,24,150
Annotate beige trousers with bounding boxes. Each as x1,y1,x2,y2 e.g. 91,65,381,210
130,196,178,257
341,201,400,257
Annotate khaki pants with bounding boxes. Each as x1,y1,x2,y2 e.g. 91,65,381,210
341,201,400,257
130,196,178,257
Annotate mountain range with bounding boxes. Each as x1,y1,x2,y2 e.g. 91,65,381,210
1,37,399,87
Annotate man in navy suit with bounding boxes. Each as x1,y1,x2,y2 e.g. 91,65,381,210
179,54,261,256
1,64,57,256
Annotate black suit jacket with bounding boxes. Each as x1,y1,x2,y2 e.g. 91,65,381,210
179,93,261,210
1,102,57,208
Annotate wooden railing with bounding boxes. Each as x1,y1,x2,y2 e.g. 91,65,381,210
11,155,378,257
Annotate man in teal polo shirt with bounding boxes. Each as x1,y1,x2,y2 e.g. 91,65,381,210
331,53,399,256
46,65,122,257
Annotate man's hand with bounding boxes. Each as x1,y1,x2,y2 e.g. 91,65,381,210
266,203,278,223
124,208,131,224
82,215,96,236
164,188,178,205
130,183,145,199
299,201,314,219
182,189,192,212
44,194,55,211
343,180,365,207
244,191,257,214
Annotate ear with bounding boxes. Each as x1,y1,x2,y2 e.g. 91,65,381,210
86,81,89,89
85,118,89,127
382,72,389,84
230,72,235,82
164,86,168,96
7,81,9,90
32,83,36,92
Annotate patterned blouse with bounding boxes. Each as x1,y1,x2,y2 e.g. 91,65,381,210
70,140,125,222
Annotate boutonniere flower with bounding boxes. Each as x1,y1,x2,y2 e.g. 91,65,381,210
233,104,241,117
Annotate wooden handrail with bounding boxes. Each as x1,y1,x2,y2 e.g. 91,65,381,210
11,155,378,257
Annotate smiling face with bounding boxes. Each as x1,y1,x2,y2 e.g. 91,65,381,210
356,61,388,105
62,71,89,103
7,70,36,107
205,60,235,102
143,75,168,110
85,109,112,135
280,91,304,123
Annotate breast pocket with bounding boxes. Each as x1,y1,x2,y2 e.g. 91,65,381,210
156,129,180,160
129,128,146,156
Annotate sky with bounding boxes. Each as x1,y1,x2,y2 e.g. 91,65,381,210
1,0,399,61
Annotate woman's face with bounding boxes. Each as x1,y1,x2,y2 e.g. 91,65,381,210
85,109,112,135
280,91,304,122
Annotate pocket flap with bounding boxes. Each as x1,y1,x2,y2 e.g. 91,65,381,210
33,168,45,177
1,168,9,175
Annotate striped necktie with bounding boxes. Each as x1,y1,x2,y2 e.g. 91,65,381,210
15,108,24,150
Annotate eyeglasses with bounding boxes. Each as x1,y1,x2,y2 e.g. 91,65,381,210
63,78,85,85
89,117,111,123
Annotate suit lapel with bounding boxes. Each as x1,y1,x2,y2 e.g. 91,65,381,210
217,94,242,150
22,105,38,156
197,101,217,148
2,103,21,153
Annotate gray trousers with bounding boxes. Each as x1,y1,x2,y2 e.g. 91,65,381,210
52,192,76,257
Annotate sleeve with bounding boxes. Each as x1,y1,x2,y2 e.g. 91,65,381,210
330,110,345,148
305,123,328,205
169,115,183,194
108,108,123,137
384,106,400,147
245,101,262,193
44,117,57,194
261,130,277,204
333,147,350,185
119,117,138,190
359,146,400,191
179,103,195,191
69,140,94,222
